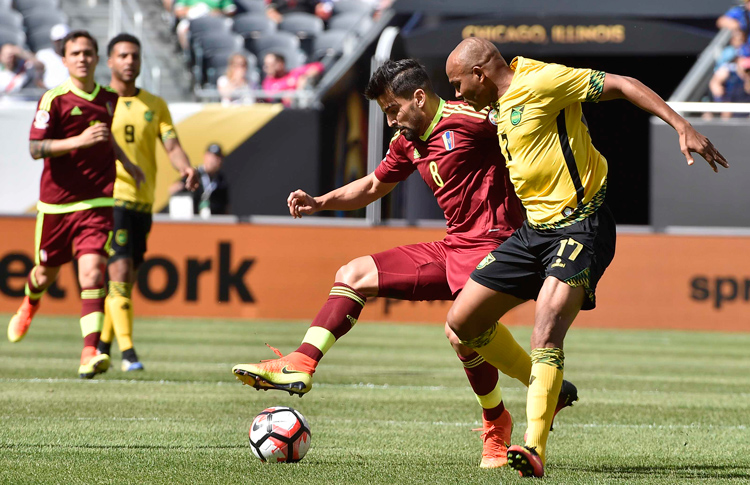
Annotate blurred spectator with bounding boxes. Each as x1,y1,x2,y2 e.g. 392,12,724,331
717,0,750,38
0,43,44,94
266,0,331,23
708,56,750,118
716,29,749,70
262,52,323,95
35,24,71,89
171,143,230,216
217,53,256,104
175,0,237,51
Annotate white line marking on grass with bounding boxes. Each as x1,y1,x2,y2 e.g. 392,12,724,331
0,416,194,422
327,419,748,431
2,379,749,400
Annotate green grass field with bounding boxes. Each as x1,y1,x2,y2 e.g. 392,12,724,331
1,316,749,484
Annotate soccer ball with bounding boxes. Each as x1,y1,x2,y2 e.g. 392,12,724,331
249,406,312,463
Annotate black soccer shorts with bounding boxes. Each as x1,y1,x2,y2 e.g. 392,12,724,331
470,204,616,310
109,206,153,268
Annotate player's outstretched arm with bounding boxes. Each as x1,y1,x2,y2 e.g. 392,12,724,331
287,172,397,218
29,123,110,159
163,137,199,191
600,74,729,173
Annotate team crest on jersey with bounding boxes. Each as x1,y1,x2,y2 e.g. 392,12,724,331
488,109,498,125
413,148,421,159
70,106,82,116
144,110,154,122
106,102,114,116
34,110,50,129
442,131,455,151
476,252,495,270
510,106,524,125
125,101,132,108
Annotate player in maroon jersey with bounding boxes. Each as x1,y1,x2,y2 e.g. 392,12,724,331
7,31,145,379
233,59,578,469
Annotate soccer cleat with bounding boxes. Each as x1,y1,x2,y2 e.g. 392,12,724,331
478,408,513,469
233,345,316,396
7,296,40,343
551,379,579,431
122,359,144,372
507,445,545,478
79,351,110,379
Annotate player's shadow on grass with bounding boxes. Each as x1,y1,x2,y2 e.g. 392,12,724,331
556,464,750,480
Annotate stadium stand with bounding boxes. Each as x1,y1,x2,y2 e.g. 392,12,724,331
328,11,374,36
232,12,277,39
278,12,324,56
234,0,265,15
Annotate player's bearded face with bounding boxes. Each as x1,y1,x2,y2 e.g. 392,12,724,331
109,42,141,82
377,94,425,142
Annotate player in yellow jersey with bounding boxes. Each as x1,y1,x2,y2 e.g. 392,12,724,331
96,33,198,371
445,38,728,477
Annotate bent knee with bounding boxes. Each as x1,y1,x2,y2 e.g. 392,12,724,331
444,322,473,355
334,259,377,295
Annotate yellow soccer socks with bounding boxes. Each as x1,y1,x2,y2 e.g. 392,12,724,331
461,321,532,386
107,281,137,361
525,348,564,463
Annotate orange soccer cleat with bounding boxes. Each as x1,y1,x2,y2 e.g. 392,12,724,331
79,346,110,379
7,296,40,343
478,408,513,469
232,345,317,396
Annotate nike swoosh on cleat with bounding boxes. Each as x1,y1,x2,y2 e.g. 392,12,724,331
281,366,306,375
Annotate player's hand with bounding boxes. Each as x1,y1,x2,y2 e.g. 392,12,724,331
287,189,319,218
182,166,199,191
77,123,110,149
679,124,729,173
125,162,146,189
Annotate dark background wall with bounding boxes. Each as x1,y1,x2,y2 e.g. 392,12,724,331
224,109,320,216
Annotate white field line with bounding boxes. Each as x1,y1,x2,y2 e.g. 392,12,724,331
2,378,750,399
0,414,745,431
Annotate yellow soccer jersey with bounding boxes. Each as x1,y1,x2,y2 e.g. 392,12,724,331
111,89,177,209
490,57,608,229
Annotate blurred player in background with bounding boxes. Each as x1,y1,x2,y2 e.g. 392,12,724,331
234,59,578,469
7,30,145,378
445,38,728,477
96,33,198,371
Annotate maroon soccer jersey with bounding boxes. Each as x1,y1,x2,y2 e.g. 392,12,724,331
375,100,524,241
29,79,119,207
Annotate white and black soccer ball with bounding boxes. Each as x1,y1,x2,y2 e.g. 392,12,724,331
249,406,311,463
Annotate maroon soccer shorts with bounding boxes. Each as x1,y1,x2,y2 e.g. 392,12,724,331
35,207,114,267
371,237,504,301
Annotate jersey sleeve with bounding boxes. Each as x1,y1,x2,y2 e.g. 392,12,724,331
157,97,177,142
29,93,58,141
530,62,605,110
373,133,415,183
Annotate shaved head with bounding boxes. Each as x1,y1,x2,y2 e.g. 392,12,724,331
447,37,500,74
445,38,511,111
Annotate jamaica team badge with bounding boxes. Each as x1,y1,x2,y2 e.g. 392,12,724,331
510,105,524,126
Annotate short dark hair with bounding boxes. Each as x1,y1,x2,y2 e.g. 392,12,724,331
266,52,285,64
107,33,141,56
61,30,98,56
364,59,433,100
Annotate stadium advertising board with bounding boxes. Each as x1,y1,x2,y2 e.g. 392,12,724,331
403,17,713,57
0,216,746,332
